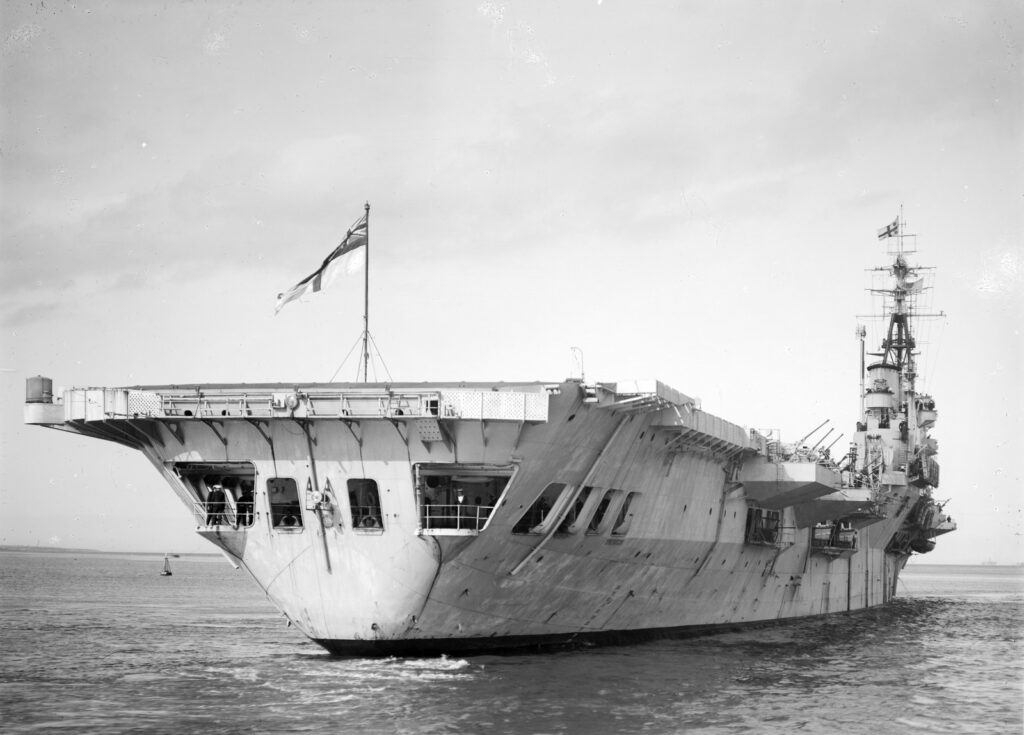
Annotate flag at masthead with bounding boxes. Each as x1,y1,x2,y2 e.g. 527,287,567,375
877,217,899,240
275,209,368,314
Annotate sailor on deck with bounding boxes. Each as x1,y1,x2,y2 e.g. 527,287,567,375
206,484,226,526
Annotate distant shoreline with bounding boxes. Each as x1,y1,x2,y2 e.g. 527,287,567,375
0,545,219,557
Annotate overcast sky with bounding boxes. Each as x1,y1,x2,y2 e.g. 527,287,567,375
1,1,1021,563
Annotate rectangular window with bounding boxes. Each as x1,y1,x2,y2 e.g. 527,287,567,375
745,507,780,545
812,521,857,550
267,478,303,530
173,461,257,529
417,464,514,533
348,479,383,530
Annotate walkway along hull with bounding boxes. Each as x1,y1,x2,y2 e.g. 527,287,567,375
24,376,939,655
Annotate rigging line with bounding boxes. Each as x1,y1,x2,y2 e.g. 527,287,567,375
368,336,380,383
924,317,947,389
367,331,394,383
329,332,365,383
919,306,934,385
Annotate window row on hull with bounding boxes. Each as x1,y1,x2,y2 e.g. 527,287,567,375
174,462,652,541
174,462,383,533
512,484,641,538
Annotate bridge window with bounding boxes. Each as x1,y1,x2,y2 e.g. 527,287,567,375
267,478,303,530
348,479,383,530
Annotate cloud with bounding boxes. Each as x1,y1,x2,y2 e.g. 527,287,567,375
975,248,1023,299
2,21,42,55
477,2,557,86
203,30,229,57
0,134,389,326
0,301,60,328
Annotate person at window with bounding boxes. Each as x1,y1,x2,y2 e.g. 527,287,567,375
206,484,226,526
281,508,300,527
237,481,254,527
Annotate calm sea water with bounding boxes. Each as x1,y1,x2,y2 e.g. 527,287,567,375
0,552,1021,735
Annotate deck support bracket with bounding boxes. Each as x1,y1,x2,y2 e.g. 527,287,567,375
129,420,165,449
341,419,362,449
164,421,186,446
298,419,318,447
201,420,228,449
101,420,149,450
388,419,409,447
246,419,274,451
511,421,527,452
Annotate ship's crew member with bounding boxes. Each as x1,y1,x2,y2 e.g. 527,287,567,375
237,481,255,527
206,484,226,526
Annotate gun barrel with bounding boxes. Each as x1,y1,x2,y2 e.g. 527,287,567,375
796,419,830,446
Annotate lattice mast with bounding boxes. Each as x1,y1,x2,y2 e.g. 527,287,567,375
862,209,942,459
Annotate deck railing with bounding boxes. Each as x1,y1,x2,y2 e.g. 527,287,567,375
58,386,549,422
421,504,493,532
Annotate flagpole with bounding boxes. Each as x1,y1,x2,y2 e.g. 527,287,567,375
362,201,370,383
898,202,904,256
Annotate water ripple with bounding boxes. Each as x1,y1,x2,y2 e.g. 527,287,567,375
1,555,1021,734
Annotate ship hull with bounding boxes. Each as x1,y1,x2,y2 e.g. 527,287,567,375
313,606,889,656
26,379,925,655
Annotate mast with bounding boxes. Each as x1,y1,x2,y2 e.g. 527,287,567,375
893,210,914,455
858,324,867,418
871,209,920,377
362,201,370,383
868,209,941,457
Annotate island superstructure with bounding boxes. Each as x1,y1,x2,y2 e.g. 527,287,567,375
23,220,954,654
